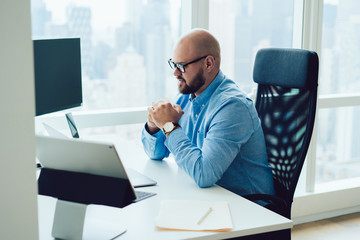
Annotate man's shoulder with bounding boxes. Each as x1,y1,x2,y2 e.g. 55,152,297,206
210,78,250,107
208,78,260,128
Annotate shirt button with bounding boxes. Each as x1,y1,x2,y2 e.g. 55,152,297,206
195,114,198,118
202,104,205,107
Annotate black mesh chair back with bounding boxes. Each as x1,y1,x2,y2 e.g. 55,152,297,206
246,48,319,220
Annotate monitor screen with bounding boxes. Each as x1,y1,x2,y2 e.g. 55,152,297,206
33,38,82,116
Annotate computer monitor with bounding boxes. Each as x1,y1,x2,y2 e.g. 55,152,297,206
33,38,82,116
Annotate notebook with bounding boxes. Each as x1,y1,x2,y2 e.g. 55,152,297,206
36,135,156,202
155,200,233,232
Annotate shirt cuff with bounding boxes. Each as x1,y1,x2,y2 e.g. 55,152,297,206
143,123,163,138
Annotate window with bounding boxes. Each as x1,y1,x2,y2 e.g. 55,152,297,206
31,0,181,141
316,106,360,183
320,0,360,95
31,0,181,111
316,0,360,184
209,0,296,94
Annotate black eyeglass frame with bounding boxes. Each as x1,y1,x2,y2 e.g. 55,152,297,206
168,55,208,73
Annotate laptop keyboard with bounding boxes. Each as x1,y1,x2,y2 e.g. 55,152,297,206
133,190,156,202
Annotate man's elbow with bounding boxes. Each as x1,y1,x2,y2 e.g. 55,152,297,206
145,148,168,160
194,176,217,188
191,165,220,188
148,152,165,161
197,182,213,188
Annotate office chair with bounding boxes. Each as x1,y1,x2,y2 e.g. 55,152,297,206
241,48,319,240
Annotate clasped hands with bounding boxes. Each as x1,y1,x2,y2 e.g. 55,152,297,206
146,99,184,135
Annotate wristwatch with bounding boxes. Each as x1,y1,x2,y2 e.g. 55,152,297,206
162,122,179,135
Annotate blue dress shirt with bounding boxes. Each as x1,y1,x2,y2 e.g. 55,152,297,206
142,70,274,199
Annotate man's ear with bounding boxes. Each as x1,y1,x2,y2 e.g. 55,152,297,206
205,56,215,72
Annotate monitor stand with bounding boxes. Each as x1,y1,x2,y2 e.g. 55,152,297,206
52,200,126,240
65,112,80,138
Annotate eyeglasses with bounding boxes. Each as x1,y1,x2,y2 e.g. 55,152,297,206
168,55,208,73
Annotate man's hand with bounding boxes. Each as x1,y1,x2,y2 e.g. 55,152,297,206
147,99,184,130
146,111,160,135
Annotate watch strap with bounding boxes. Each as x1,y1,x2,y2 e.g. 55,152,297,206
162,122,179,135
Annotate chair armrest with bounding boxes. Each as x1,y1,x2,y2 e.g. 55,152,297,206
242,193,286,205
242,193,289,218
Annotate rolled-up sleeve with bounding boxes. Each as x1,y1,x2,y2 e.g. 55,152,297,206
141,124,170,160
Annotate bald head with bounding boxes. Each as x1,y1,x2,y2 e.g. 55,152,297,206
174,29,221,69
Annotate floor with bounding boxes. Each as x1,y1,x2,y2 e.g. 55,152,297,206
292,212,360,240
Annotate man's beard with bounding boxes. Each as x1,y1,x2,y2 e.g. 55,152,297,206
178,69,206,95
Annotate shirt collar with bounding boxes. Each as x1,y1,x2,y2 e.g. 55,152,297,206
189,70,225,105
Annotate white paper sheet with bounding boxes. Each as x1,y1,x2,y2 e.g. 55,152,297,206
155,200,233,232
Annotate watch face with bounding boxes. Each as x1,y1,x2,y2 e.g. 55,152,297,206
164,122,175,132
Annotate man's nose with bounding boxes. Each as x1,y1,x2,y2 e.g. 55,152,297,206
173,67,182,76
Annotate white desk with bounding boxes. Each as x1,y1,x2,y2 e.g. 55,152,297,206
38,134,292,239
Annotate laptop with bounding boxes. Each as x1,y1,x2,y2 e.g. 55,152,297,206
42,121,157,188
36,135,156,202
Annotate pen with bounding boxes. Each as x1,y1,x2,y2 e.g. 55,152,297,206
197,207,213,225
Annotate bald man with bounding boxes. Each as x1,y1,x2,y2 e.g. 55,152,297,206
141,29,274,204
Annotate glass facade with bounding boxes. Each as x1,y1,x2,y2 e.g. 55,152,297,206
316,106,360,183
316,0,360,184
31,0,181,111
320,0,360,95
209,0,294,94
